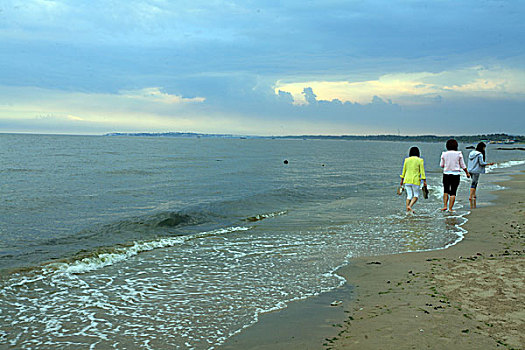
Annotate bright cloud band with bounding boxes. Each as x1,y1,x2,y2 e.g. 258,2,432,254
274,66,525,106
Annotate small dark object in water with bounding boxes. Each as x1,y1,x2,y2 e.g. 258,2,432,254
367,261,381,265
283,160,289,164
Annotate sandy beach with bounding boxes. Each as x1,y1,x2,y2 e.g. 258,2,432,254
329,173,524,350
222,173,524,350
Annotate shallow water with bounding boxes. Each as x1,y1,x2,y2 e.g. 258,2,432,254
1,134,524,349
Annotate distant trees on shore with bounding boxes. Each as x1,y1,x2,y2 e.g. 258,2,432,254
105,132,524,144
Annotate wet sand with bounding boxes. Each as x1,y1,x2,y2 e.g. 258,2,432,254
221,173,524,350
221,283,353,350
330,173,524,350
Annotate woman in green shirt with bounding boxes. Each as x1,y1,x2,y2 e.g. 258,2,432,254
400,147,427,213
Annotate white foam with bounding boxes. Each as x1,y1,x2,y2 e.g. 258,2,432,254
486,159,525,173
426,184,444,200
248,210,288,221
216,267,346,349
43,226,251,276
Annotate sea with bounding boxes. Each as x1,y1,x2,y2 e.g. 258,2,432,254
1,134,524,349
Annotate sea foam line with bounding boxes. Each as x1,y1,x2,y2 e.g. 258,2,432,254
214,266,346,350
486,159,525,173
246,210,288,222
36,226,251,276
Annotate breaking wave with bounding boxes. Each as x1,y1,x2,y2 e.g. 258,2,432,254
14,226,252,279
486,159,525,173
245,210,288,222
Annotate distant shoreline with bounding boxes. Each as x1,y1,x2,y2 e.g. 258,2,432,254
1,132,523,144
105,132,524,144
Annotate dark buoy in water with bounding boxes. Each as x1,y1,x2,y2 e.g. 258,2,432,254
283,160,288,164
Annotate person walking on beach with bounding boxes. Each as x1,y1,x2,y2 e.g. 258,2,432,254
467,142,495,209
440,139,470,212
400,146,427,213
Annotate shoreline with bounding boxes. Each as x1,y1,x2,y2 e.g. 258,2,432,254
221,172,524,350
329,172,524,349
220,282,353,350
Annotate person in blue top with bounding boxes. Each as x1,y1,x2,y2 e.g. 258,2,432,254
467,142,495,209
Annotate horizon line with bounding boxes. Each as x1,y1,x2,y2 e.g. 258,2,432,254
1,131,522,139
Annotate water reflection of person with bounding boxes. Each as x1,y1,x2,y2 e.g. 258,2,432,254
400,146,427,213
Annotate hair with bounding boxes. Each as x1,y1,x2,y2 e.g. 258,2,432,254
409,146,420,157
476,142,486,161
446,139,458,151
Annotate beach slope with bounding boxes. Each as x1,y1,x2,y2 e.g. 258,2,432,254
330,174,524,350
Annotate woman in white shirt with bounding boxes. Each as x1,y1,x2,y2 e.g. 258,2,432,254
440,139,470,212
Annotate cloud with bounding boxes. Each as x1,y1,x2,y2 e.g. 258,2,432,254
0,1,524,135
66,114,83,121
276,90,294,104
0,85,205,110
119,87,205,104
0,85,208,133
302,87,318,105
35,113,84,122
1,80,524,135
274,66,525,106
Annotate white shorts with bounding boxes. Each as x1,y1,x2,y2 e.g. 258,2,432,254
405,184,420,200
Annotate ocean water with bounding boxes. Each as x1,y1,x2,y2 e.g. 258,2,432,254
1,134,524,349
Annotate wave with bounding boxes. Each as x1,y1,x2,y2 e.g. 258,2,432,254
245,210,288,222
152,212,199,228
18,211,210,252
0,168,43,173
56,209,289,274
426,183,444,200
2,188,295,274
19,226,252,279
486,159,525,173
82,211,209,239
12,207,288,276
105,169,158,176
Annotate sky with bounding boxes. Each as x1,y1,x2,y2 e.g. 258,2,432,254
0,0,524,136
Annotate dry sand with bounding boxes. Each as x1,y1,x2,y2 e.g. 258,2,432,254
329,174,525,350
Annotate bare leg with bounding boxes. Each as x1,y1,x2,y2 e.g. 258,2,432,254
449,195,456,212
441,193,449,211
406,199,411,212
469,188,477,209
408,197,418,212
